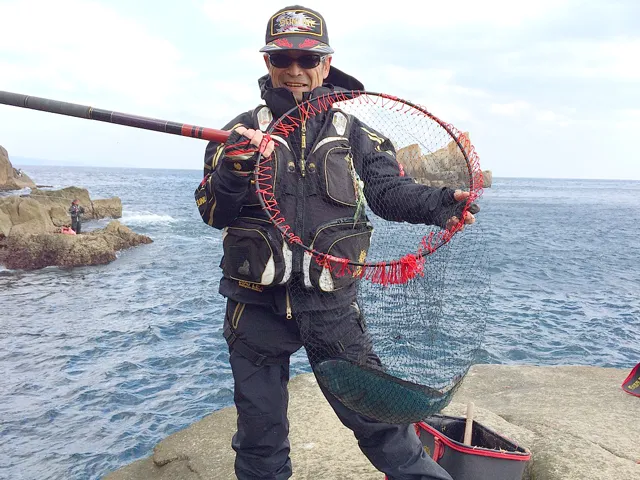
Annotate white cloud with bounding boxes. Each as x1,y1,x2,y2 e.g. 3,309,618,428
0,0,194,108
503,38,640,82
490,101,531,116
319,0,572,34
490,101,574,127
535,110,572,127
0,0,638,179
200,0,574,46
616,109,640,124
366,65,490,124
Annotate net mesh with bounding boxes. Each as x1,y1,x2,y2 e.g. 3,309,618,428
258,92,490,424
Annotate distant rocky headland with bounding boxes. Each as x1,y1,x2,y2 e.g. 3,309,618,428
0,144,152,270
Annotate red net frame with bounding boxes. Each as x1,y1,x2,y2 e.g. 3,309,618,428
253,91,484,286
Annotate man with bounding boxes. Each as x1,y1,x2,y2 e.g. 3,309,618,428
69,199,85,234
195,5,475,479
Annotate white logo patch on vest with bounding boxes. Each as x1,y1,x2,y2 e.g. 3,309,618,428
257,107,273,132
332,112,348,136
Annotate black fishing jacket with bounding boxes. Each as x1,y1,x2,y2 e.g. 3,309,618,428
195,66,460,315
69,204,84,221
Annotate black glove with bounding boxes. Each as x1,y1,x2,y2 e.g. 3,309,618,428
221,130,258,174
450,198,480,221
433,189,480,229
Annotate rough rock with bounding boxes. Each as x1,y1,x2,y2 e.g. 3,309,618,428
0,188,122,237
28,187,123,224
482,170,493,188
447,365,639,480
396,143,423,176
103,365,639,480
93,198,124,219
396,132,492,189
0,196,57,235
0,145,36,190
0,209,11,237
0,150,147,270
3,220,152,270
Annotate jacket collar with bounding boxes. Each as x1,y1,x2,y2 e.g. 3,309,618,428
258,65,365,119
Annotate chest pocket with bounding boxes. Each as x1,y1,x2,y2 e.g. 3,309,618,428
312,111,359,207
318,144,358,206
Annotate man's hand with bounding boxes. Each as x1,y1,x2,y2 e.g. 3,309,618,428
445,190,478,230
222,126,276,175
234,127,275,157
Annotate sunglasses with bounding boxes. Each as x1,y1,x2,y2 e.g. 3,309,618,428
268,53,326,69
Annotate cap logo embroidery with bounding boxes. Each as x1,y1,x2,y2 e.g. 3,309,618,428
298,38,320,49
271,10,323,37
274,38,293,48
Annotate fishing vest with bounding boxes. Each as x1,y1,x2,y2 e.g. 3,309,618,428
220,105,373,292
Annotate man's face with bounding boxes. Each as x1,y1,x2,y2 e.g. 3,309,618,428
264,50,332,101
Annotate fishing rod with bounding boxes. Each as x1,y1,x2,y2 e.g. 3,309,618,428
0,91,230,143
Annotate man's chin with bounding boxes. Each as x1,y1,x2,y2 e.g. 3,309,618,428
284,86,308,101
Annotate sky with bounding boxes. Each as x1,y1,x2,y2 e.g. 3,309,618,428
0,0,639,179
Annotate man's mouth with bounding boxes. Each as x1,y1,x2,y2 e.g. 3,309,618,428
285,82,307,88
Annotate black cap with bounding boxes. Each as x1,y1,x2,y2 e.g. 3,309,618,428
260,5,334,54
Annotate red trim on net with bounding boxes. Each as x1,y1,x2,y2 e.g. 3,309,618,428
225,139,254,157
621,363,640,397
255,160,302,246
255,91,485,286
416,422,531,461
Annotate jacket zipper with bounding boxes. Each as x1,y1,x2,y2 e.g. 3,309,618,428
285,285,292,319
292,119,307,274
299,120,307,177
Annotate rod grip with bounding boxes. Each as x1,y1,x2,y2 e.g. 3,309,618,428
0,91,91,119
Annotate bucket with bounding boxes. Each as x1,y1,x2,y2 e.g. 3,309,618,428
415,414,530,480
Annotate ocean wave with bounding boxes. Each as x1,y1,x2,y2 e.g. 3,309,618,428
120,213,176,224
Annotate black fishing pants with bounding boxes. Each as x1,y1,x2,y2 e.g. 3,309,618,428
72,219,81,234
223,298,453,480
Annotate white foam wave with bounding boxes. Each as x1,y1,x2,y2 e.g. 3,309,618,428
121,213,176,224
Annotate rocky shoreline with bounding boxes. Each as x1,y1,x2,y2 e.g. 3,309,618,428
0,144,152,270
103,365,639,480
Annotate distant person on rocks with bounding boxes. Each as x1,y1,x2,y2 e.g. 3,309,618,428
69,199,85,234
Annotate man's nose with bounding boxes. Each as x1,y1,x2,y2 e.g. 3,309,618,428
286,62,304,75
